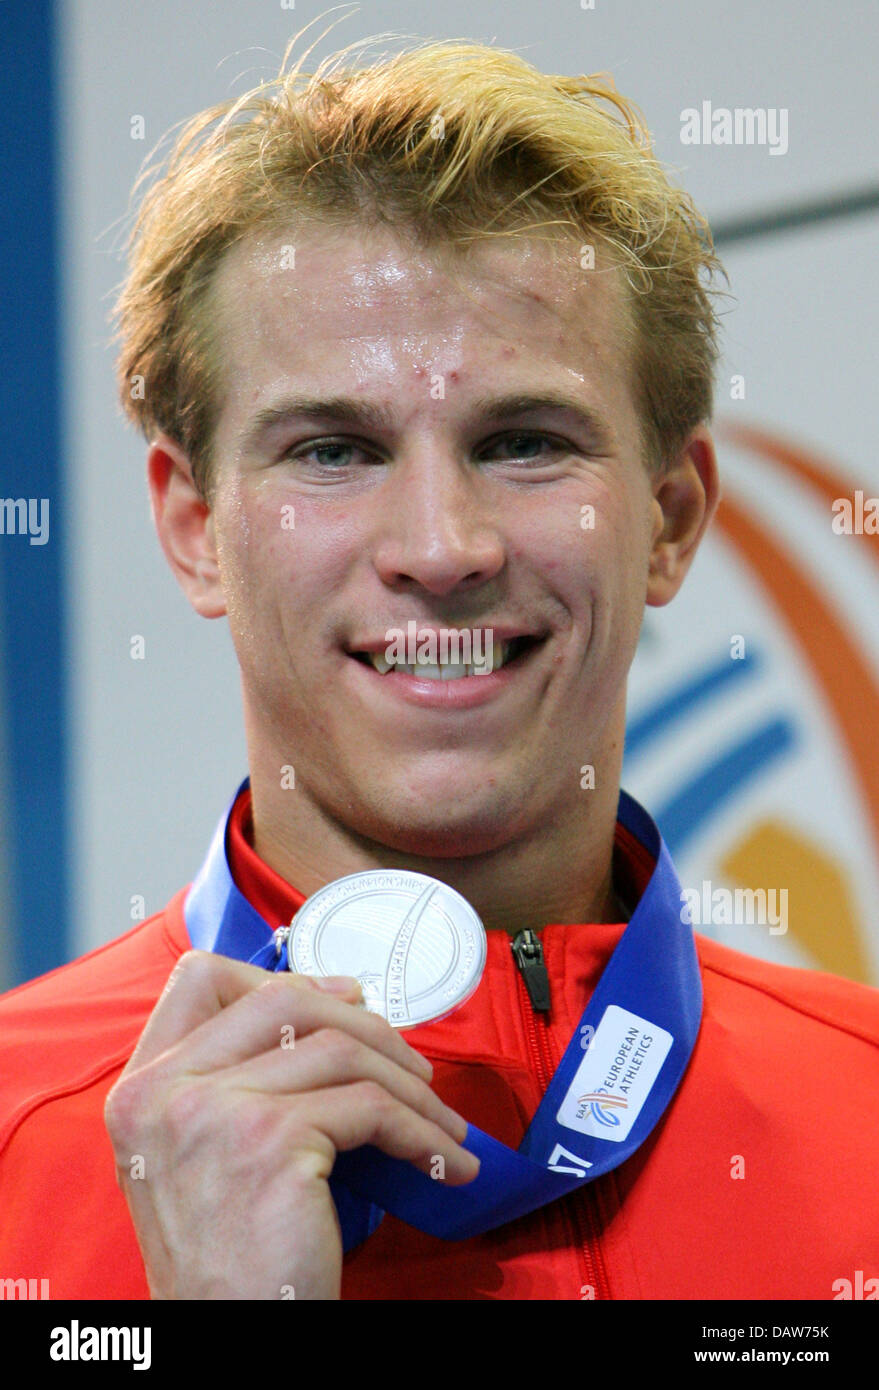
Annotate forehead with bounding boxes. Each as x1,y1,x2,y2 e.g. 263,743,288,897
205,220,636,437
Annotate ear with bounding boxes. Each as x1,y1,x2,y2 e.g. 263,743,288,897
646,426,721,608
147,433,227,619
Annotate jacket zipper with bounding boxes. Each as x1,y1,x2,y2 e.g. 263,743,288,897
511,929,551,1012
511,929,610,1300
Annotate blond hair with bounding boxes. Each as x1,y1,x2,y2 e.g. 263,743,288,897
112,18,727,502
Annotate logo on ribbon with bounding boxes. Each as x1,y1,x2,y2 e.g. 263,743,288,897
575,1091,629,1128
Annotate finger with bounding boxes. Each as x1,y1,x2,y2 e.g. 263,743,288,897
130,962,433,1085
123,952,339,1071
123,951,367,1071
225,1026,469,1142
294,1081,481,1185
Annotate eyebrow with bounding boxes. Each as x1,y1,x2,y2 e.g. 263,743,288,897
237,391,615,455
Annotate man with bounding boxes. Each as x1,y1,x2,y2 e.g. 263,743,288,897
1,32,877,1302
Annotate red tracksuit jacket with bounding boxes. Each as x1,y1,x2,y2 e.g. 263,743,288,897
1,787,878,1299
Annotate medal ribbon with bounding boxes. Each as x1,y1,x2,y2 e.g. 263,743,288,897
185,779,702,1248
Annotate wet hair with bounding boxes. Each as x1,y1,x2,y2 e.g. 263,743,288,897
112,20,726,503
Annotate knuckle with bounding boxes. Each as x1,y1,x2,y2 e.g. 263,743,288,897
162,1080,287,1164
253,973,309,1010
312,1027,360,1070
170,949,217,986
354,1079,393,1115
359,1005,394,1037
355,1008,397,1052
156,949,219,1008
226,1097,284,1154
161,1076,212,1144
105,1067,166,1152
104,1075,140,1146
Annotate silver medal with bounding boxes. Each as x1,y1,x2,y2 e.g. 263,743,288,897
286,870,487,1028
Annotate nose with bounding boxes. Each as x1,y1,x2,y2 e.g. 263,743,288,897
371,445,506,596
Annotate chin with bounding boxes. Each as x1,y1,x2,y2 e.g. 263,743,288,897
383,824,505,859
361,786,530,859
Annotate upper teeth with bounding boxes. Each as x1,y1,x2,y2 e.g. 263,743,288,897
368,639,513,679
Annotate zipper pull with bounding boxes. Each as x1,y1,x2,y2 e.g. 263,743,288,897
511,928,551,1013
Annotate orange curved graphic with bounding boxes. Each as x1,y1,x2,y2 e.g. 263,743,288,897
718,421,879,573
711,431,879,884
713,492,879,864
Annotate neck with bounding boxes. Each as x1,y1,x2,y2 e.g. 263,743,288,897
245,753,627,938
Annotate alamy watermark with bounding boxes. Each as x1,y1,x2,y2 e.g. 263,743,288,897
0,1275,50,1299
382,622,495,675
50,1320,151,1370
680,102,788,156
831,490,879,534
0,497,50,545
680,881,788,935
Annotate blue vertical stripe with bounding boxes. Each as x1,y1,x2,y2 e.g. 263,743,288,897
0,0,68,985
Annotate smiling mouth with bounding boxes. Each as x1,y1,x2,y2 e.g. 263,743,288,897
350,635,543,681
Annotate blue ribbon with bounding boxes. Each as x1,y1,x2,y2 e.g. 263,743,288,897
185,779,702,1249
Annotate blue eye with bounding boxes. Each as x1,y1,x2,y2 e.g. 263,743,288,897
480,432,562,462
284,440,370,469
282,430,566,472
307,443,357,467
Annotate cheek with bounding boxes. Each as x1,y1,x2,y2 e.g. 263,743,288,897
216,492,357,640
597,477,653,569
212,494,289,635
580,489,654,635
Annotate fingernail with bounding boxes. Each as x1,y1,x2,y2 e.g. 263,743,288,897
314,976,362,997
448,1111,470,1143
